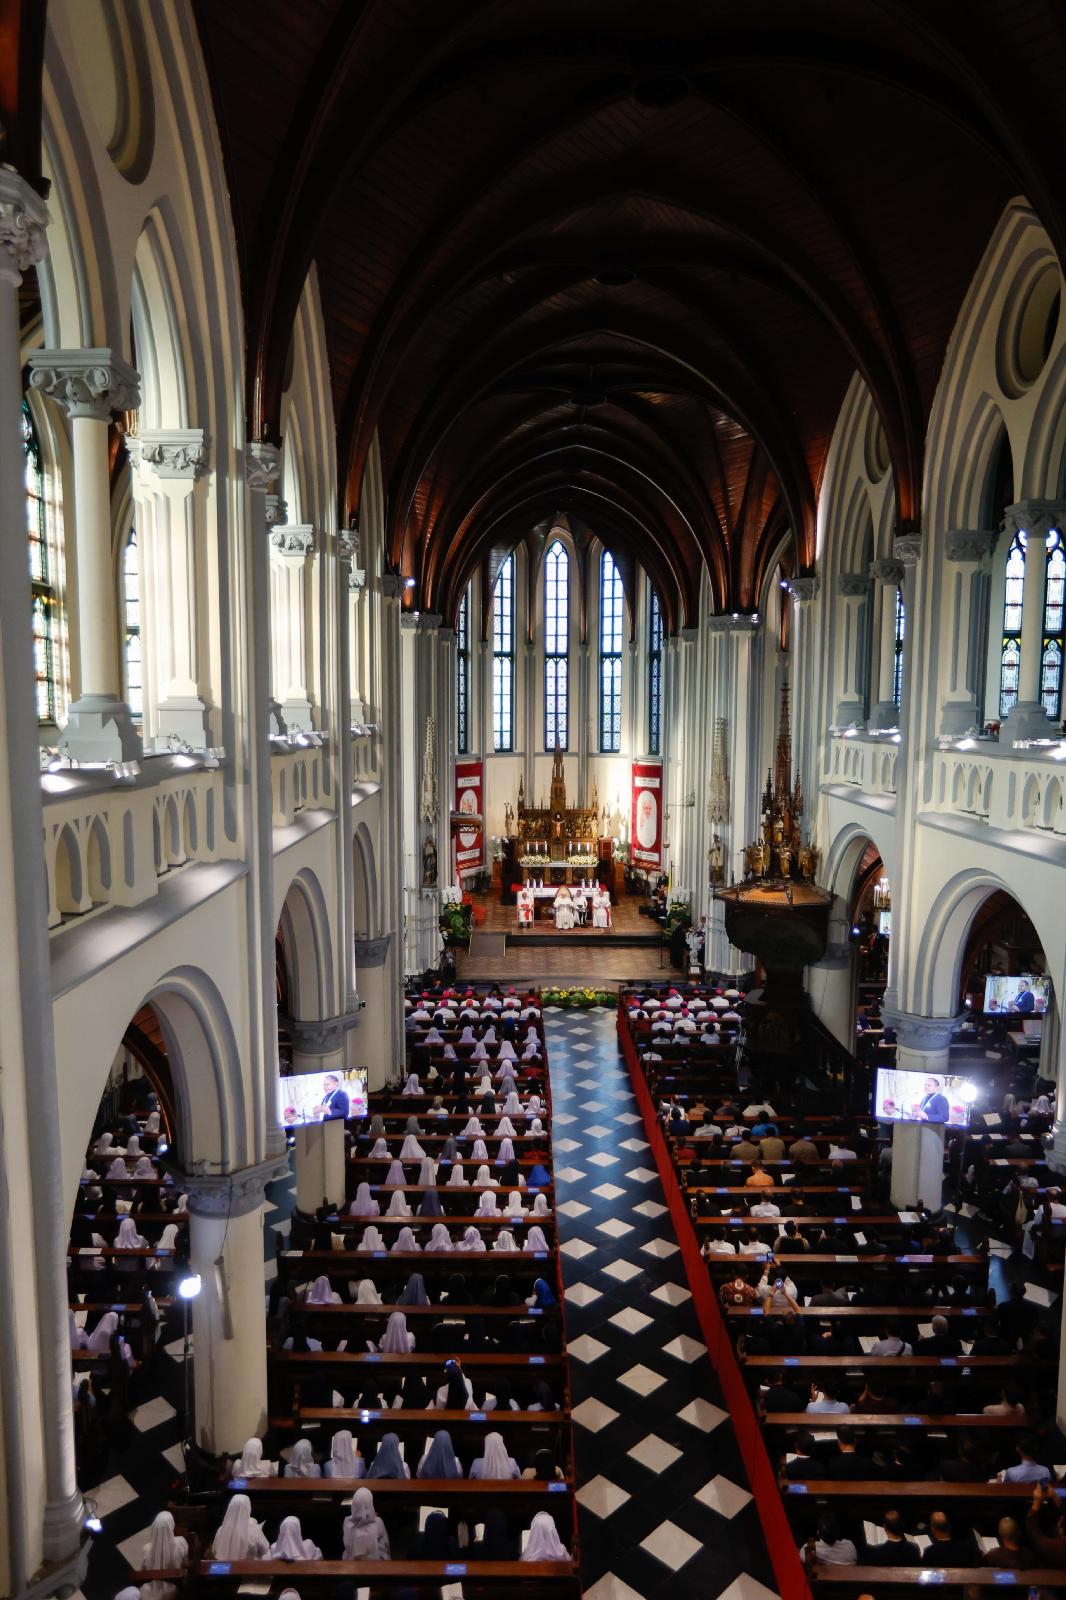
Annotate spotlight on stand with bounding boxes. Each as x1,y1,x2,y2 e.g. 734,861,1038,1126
178,1274,202,1300
178,1272,202,1434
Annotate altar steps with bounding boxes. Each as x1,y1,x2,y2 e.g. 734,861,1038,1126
505,929,662,949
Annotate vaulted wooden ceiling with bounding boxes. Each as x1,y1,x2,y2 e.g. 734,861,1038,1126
192,0,1066,626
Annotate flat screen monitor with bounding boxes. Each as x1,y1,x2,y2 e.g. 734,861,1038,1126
982,973,1050,1016
277,1067,368,1127
874,1068,974,1127
877,910,892,936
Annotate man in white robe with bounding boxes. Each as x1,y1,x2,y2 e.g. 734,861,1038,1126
516,885,534,928
553,886,575,930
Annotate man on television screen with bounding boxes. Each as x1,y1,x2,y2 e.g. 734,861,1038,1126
917,1076,949,1123
319,1072,350,1120
1010,979,1036,1015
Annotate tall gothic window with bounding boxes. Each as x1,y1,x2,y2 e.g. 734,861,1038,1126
999,530,1027,719
543,539,569,750
648,586,663,754
599,549,624,752
1042,526,1066,722
23,401,57,723
123,528,142,721
891,586,905,709
492,554,514,752
455,586,470,755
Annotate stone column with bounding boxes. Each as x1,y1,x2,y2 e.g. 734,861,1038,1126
29,349,142,760
181,1158,286,1454
867,559,905,730
1001,501,1066,739
788,576,820,827
939,531,997,736
127,428,210,746
808,941,857,1047
0,167,89,1599
269,523,316,731
882,1010,962,1209
354,935,397,1090
834,574,871,728
286,1012,362,1211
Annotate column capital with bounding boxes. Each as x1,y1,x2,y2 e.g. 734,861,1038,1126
880,1006,964,1052
400,611,420,632
705,614,758,634
339,529,366,590
29,347,140,420
788,575,819,602
127,426,208,480
284,1007,365,1055
381,574,403,599
893,532,923,565
1003,500,1066,543
176,1153,290,1218
270,522,316,558
245,441,282,490
0,165,50,285
944,528,998,563
418,611,443,631
354,933,392,968
869,558,904,586
839,572,872,596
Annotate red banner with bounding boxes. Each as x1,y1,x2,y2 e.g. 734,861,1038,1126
454,760,484,876
631,760,663,868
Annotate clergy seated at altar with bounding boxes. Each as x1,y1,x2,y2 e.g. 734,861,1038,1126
516,885,534,928
591,887,612,930
553,886,575,930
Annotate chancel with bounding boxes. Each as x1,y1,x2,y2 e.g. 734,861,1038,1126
6,7,1066,1600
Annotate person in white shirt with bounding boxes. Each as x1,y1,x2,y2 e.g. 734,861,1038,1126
757,1271,798,1310
805,1382,850,1414
870,1326,912,1357
702,1231,737,1256
750,1199,781,1218
828,1144,857,1160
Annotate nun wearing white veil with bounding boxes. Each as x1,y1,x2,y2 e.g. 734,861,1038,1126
416,1156,437,1186
69,1310,88,1351
234,1437,277,1478
284,1439,322,1479
210,1493,270,1559
306,1275,342,1305
474,1163,496,1187
456,1225,486,1252
475,1190,500,1217
86,1312,134,1368
369,1138,390,1159
138,1510,188,1600
383,1159,407,1187
469,1430,520,1479
269,1515,322,1561
391,1225,421,1253
374,1311,416,1353
350,1182,379,1217
523,1225,550,1253
446,1162,467,1187
341,1487,390,1559
491,1229,519,1252
323,1428,363,1478
356,1224,387,1252
521,1512,571,1562
353,1277,383,1304
386,1189,412,1218
495,1117,517,1139
426,1223,454,1252
399,1134,425,1160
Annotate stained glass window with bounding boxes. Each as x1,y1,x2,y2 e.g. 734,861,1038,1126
1042,527,1066,721
999,531,1027,719
892,586,905,709
544,539,569,750
599,549,624,752
456,586,470,754
23,401,57,722
492,554,514,752
123,528,142,720
648,587,663,754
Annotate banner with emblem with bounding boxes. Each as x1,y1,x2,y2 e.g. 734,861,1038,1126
454,760,484,876
631,760,663,869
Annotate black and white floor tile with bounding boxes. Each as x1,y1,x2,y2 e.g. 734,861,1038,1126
544,1004,779,1600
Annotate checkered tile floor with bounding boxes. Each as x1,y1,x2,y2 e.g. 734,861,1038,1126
544,1004,777,1600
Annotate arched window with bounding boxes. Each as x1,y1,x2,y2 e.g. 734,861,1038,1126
455,586,470,755
23,400,57,723
123,528,142,720
599,549,624,752
648,587,663,754
1042,526,1066,722
543,539,569,749
492,554,514,752
891,587,905,709
999,531,1027,718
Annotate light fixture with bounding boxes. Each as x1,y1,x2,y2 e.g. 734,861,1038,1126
403,576,416,590
178,1273,203,1300
959,1080,980,1103
84,1515,103,1535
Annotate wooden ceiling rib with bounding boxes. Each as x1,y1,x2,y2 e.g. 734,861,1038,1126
190,0,1066,622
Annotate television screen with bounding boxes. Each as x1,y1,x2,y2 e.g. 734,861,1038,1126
277,1067,368,1127
874,1068,974,1127
983,973,1050,1016
877,910,892,936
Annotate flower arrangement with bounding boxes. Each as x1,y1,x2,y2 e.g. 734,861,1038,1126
664,897,692,933
439,900,472,947
542,986,615,1007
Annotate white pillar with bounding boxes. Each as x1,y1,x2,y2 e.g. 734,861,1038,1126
29,349,142,760
867,559,904,730
0,167,89,1598
270,524,316,731
183,1162,285,1454
1001,502,1066,738
834,574,871,728
354,936,399,1091
939,531,996,736
882,1011,961,1209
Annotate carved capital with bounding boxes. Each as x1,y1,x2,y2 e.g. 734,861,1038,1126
839,572,872,597
0,167,50,285
418,611,443,632
284,1008,365,1057
788,576,819,602
945,529,998,564
270,522,316,558
245,442,282,491
400,612,420,632
354,934,391,968
339,530,367,590
705,614,758,633
880,1006,964,1053
869,558,904,586
29,348,140,421
1003,500,1066,546
893,533,922,565
176,1153,290,1218
264,494,287,527
127,427,208,480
